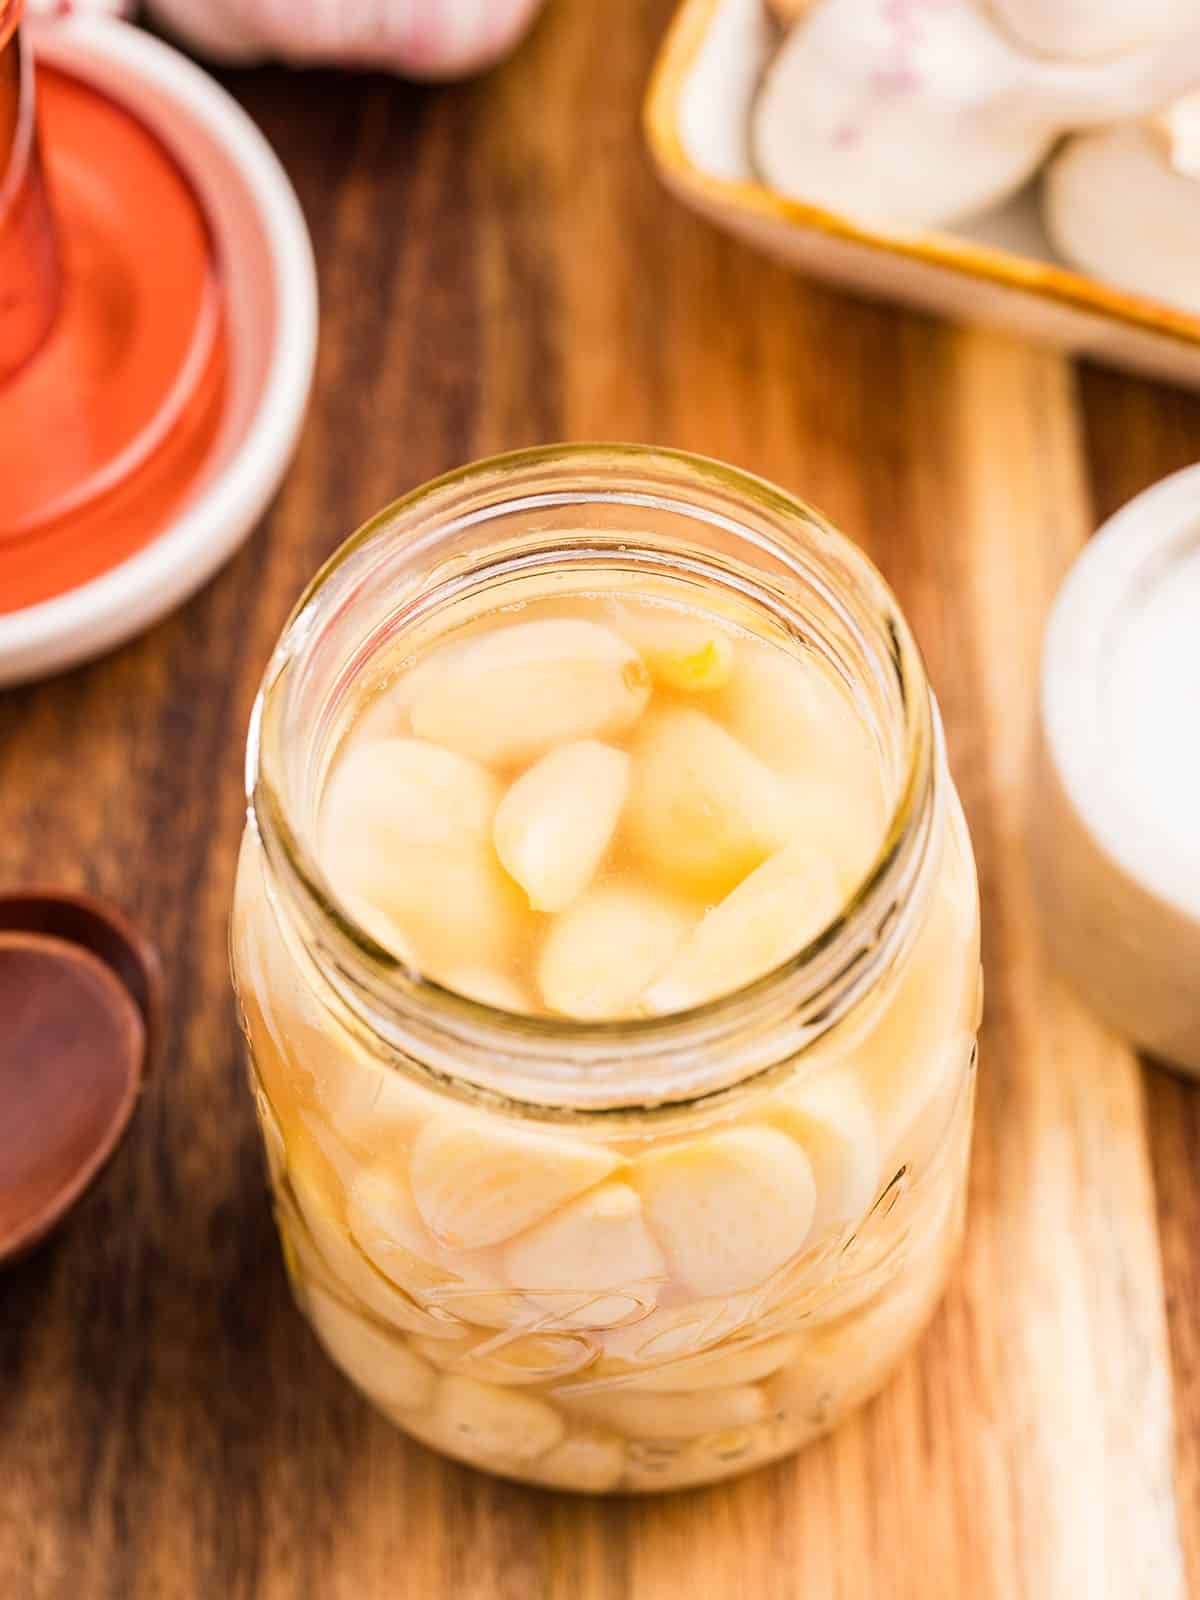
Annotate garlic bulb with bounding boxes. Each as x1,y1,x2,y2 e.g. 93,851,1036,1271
1043,113,1200,314
752,0,1200,233
25,0,132,12
143,0,547,79
986,0,1188,63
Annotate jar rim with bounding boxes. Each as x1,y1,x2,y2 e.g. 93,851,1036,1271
247,443,938,1114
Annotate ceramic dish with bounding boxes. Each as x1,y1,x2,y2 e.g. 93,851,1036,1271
644,0,1200,389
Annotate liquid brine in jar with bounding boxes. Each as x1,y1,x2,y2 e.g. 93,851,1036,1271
232,445,981,1493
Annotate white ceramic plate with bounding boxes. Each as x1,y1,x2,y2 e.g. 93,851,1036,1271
645,0,1200,389
0,15,318,686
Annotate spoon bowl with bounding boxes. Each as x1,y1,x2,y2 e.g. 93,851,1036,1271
0,891,159,1265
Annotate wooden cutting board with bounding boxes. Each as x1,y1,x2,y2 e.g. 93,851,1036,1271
1,3,1198,1594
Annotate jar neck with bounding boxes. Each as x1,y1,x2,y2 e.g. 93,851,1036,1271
248,445,939,1118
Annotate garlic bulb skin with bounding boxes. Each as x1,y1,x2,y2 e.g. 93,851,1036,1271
1043,118,1200,314
144,0,547,79
987,0,1189,63
751,0,1060,232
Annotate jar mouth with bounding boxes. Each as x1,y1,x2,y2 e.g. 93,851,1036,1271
248,444,936,1113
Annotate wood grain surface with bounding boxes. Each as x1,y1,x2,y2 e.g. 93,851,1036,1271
3,2,1200,1594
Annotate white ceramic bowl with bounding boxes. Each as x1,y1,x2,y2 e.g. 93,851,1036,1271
645,0,1200,390
0,15,318,686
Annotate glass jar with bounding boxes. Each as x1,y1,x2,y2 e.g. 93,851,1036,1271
231,444,981,1494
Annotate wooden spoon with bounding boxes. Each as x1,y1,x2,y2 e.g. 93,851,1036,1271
0,891,160,1266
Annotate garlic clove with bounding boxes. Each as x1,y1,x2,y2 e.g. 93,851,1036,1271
321,737,523,972
438,966,531,1012
494,741,630,912
751,0,1056,232
537,883,697,1020
561,1382,766,1442
988,0,1188,62
630,1126,817,1297
605,601,736,694
715,643,880,795
1043,121,1200,315
429,1375,565,1461
596,1293,759,1369
408,620,651,767
847,810,979,1177
760,1068,882,1236
623,1418,784,1491
641,846,843,1014
501,1182,667,1328
408,1114,622,1250
347,1165,452,1296
305,1283,436,1414
531,1429,625,1491
322,736,501,850
626,708,790,897
603,1332,801,1394
779,776,885,900
410,1328,596,1386
286,1158,458,1338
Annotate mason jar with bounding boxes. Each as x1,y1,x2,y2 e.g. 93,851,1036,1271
231,444,981,1494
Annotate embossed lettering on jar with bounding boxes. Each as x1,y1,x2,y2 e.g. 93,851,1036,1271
231,446,981,1493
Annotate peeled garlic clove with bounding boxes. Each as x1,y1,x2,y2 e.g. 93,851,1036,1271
322,737,500,853
561,1382,766,1441
627,708,789,896
851,798,980,1173
501,1182,666,1328
989,0,1187,61
418,1279,534,1333
409,620,651,767
286,1159,457,1338
253,1086,288,1188
494,741,630,912
1043,122,1200,314
751,0,1056,231
761,1068,881,1236
409,1114,622,1249
538,884,696,1020
410,1328,596,1385
597,1292,758,1369
623,1418,783,1492
779,776,885,901
347,1165,450,1295
430,1374,565,1461
608,1332,801,1394
532,1429,625,1491
630,1126,817,1296
305,1283,436,1414
439,966,530,1012
642,846,843,1014
321,737,522,971
606,601,735,693
767,1234,949,1416
343,895,419,966
717,645,843,764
